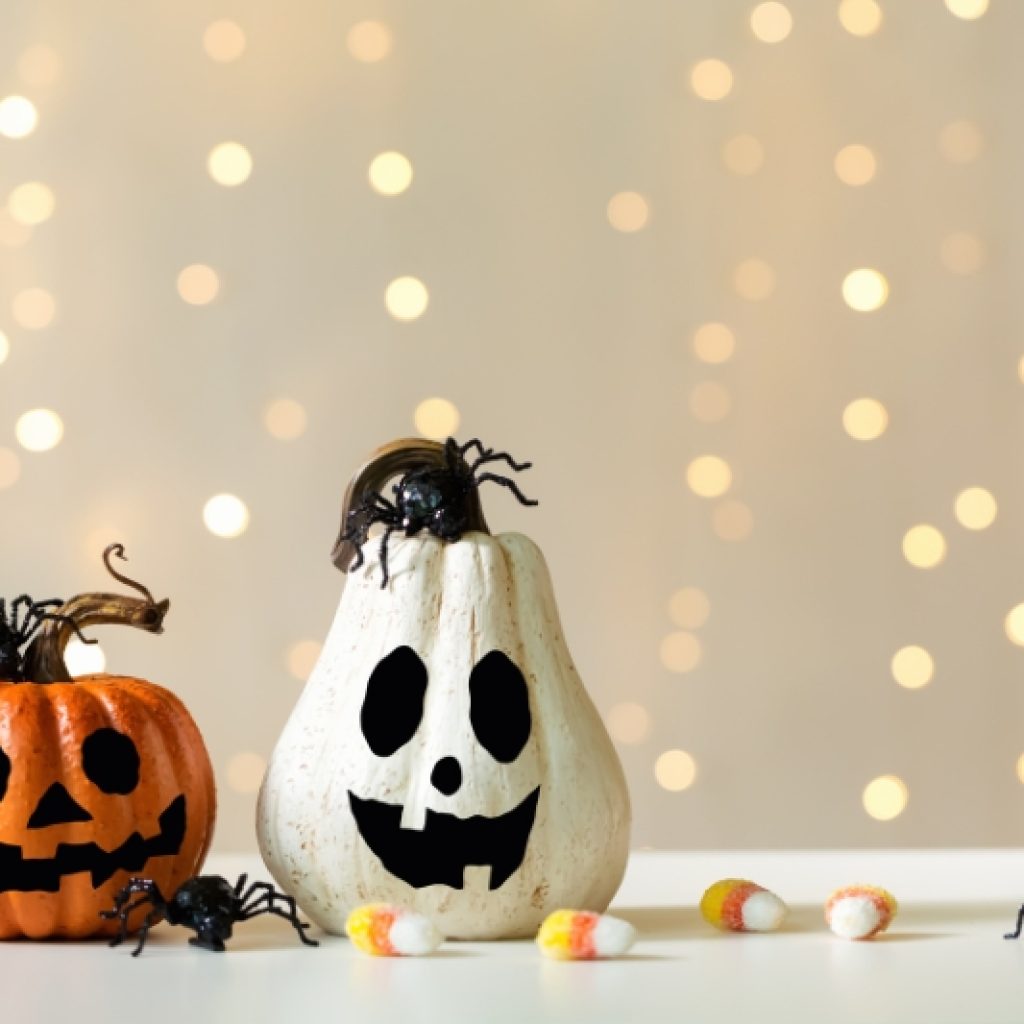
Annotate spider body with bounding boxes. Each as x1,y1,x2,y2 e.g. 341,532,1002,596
339,437,538,588
102,872,319,955
0,595,91,682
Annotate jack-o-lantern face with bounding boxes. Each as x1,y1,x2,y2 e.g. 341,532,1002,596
348,646,541,891
0,726,187,894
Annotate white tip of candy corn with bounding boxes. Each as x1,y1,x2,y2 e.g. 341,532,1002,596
346,903,443,956
825,885,897,940
537,909,637,960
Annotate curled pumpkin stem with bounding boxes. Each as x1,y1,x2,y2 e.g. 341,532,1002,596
102,543,156,604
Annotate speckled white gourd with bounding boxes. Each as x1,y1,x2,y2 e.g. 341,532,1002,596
256,531,631,940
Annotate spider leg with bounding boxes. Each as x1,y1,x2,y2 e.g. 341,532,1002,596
101,883,164,951
233,873,249,897
474,472,539,507
470,450,533,474
131,907,165,956
238,888,318,947
378,525,396,589
11,597,60,634
1005,904,1024,940
21,610,98,649
456,438,489,462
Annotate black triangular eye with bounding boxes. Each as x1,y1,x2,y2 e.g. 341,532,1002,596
469,651,531,763
82,728,140,794
0,746,9,802
361,646,428,757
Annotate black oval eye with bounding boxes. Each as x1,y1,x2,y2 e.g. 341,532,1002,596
0,746,9,801
361,646,428,757
82,728,140,794
469,651,531,763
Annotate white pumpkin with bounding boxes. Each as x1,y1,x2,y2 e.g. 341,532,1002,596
256,526,631,939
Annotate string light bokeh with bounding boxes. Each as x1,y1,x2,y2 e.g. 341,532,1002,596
1,0,1021,851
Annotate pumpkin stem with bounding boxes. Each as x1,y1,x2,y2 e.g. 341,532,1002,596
21,546,170,683
331,438,491,572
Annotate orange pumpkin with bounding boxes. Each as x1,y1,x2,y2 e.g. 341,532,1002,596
0,547,215,939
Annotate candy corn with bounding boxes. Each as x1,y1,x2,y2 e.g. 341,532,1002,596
536,910,636,960
345,903,443,956
825,885,897,940
700,879,788,932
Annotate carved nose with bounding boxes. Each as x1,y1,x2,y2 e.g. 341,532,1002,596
430,756,462,796
28,783,93,829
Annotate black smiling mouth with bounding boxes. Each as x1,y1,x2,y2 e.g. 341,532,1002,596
349,786,540,891
0,794,187,893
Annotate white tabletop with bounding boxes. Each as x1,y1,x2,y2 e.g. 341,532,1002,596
8,850,1024,1024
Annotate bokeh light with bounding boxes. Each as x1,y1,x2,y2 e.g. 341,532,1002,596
0,330,8,365
842,398,889,440
690,59,733,101
8,182,56,225
689,382,732,423
15,409,63,452
668,587,710,630
369,151,414,196
607,192,650,232
0,448,21,489
414,397,460,439
712,499,754,542
264,398,308,441
891,646,934,689
18,46,61,87
203,494,250,538
686,455,732,498
347,20,393,62
0,210,32,247
1016,754,1024,786
177,264,220,305
838,0,883,36
842,268,889,311
834,144,877,186
12,287,56,330
954,487,997,530
940,231,985,275
385,276,429,321
65,639,107,677
693,322,735,364
902,524,947,569
204,20,247,62
287,640,322,680
945,0,989,18
226,752,266,794
659,631,702,673
655,750,698,791
0,96,38,139
750,2,793,43
1005,604,1024,647
863,775,908,821
606,702,652,745
734,259,776,300
939,120,984,163
207,142,253,187
722,134,764,175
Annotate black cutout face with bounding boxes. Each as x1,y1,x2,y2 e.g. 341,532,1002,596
351,646,538,890
0,727,187,894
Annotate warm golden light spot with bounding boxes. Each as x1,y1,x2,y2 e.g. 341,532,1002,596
1018,356,1024,385
659,631,702,673
0,330,8,365
606,703,651,745
607,192,650,233
722,134,764,176
1016,754,1024,785
750,2,793,42
0,96,38,139
18,46,61,87
954,487,997,530
414,397,460,440
15,408,63,452
939,120,984,163
838,0,883,36
902,524,946,569
385,276,429,321
689,382,732,423
347,20,393,62
690,59,733,101
945,0,989,18
891,646,934,689
1005,605,1024,646
712,499,754,542
203,20,247,62
207,142,253,187
842,397,888,441
12,287,56,330
177,264,220,305
369,151,414,196
655,750,698,791
264,398,308,441
863,775,908,821
693,322,735,364
686,455,732,498
227,752,266,794
842,268,888,311
734,259,776,301
65,639,106,677
0,448,21,489
0,210,32,248
668,587,710,630
8,182,55,225
287,640,322,681
940,231,985,275
203,494,250,538
834,144,877,186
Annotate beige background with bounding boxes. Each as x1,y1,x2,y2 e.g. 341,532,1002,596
1,0,1021,851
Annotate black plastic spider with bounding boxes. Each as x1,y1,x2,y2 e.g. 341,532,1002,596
338,437,538,587
101,873,319,955
0,594,96,682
